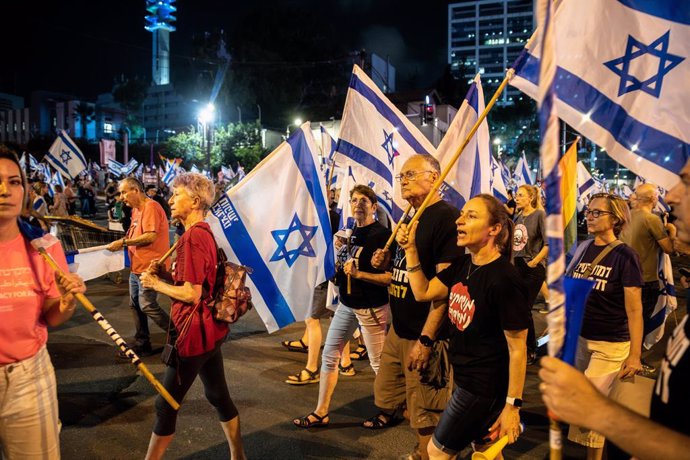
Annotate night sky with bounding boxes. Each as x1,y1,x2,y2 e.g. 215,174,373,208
3,0,451,101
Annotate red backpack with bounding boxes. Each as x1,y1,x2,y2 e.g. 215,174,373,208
199,226,254,323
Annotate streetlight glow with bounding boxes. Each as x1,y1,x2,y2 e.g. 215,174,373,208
198,103,216,124
293,117,303,126
493,138,502,145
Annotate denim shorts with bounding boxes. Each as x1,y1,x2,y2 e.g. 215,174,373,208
432,386,504,455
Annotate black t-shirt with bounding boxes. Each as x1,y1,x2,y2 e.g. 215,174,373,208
569,242,643,341
336,222,391,309
650,314,690,436
389,200,462,339
437,255,530,398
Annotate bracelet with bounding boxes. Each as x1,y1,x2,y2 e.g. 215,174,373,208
122,238,128,247
407,263,422,273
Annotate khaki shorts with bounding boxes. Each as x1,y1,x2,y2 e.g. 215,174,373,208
374,325,452,430
309,281,332,319
568,336,630,448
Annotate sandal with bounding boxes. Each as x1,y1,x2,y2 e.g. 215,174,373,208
285,368,320,385
281,339,308,353
350,344,368,361
293,411,329,428
362,411,399,429
338,363,356,376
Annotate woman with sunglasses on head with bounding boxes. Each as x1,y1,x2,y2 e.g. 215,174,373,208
397,194,529,460
565,193,644,460
512,184,547,362
293,184,391,428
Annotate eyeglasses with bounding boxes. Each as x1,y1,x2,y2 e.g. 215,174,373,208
349,197,372,205
394,170,433,182
584,209,614,218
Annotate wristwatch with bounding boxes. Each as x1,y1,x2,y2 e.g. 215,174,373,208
506,396,523,408
418,335,434,348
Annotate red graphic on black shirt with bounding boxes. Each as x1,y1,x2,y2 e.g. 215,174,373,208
448,282,475,331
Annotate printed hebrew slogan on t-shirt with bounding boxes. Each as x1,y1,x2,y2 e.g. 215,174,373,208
570,243,643,342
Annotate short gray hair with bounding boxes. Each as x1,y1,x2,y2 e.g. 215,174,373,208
171,173,215,211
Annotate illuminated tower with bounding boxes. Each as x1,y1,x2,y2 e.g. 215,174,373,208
145,0,177,86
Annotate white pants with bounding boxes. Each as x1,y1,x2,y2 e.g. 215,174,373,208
0,346,60,459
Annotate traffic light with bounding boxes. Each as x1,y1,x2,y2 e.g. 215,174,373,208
423,103,434,123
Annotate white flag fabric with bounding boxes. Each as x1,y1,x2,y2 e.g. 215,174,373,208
490,153,510,202
65,245,125,281
162,162,179,185
644,252,677,349
206,123,335,332
107,159,124,177
514,152,534,186
121,158,139,176
511,0,689,190
576,161,598,211
45,130,88,179
336,65,435,222
435,74,493,209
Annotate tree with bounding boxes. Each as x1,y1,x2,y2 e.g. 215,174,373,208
164,129,203,167
212,121,267,171
112,77,149,143
488,97,539,165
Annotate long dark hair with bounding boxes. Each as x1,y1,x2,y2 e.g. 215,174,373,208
474,193,514,259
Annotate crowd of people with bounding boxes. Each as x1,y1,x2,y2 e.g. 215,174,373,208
0,144,688,460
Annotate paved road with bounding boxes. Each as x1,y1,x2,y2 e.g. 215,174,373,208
47,269,686,460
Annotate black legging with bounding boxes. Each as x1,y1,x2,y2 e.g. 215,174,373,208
514,257,546,354
154,343,239,436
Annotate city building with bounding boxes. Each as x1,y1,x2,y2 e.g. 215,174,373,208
448,0,534,104
0,92,29,145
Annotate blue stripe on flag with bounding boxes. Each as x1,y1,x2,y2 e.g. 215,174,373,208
517,53,690,175
469,146,483,198
45,152,72,178
579,178,595,195
617,0,690,25
58,132,88,166
337,140,393,184
213,196,296,328
350,74,433,156
287,129,335,278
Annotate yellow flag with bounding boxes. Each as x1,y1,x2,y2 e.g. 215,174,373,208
559,138,579,253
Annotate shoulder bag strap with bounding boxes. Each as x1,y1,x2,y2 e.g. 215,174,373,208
580,240,623,279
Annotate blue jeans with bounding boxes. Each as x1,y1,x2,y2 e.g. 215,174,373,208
321,303,389,374
129,272,172,346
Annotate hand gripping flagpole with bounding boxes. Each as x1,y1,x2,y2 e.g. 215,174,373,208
389,68,515,237
36,247,180,411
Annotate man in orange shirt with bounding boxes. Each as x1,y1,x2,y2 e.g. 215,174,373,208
107,177,171,356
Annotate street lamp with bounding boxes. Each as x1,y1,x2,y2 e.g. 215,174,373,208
286,117,303,138
198,103,215,174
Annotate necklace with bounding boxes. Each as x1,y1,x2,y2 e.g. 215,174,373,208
466,262,482,278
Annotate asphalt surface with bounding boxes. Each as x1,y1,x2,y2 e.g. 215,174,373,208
46,211,687,459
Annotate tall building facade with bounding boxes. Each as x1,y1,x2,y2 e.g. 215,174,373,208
145,0,176,86
448,0,534,104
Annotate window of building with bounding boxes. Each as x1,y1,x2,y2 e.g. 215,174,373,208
451,4,476,20
507,0,533,15
104,122,113,134
479,2,504,17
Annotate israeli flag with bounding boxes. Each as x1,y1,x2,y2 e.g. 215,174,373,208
576,161,598,210
336,65,435,222
107,159,124,177
320,125,337,166
161,162,178,185
65,244,125,281
499,157,512,188
121,158,139,176
490,153,510,202
644,251,677,349
511,0,690,190
436,74,492,209
221,165,236,180
45,130,87,180
514,152,534,186
206,123,335,332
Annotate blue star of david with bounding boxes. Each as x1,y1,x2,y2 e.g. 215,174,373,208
382,190,392,201
60,149,72,164
381,130,400,166
603,31,685,98
269,213,318,268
